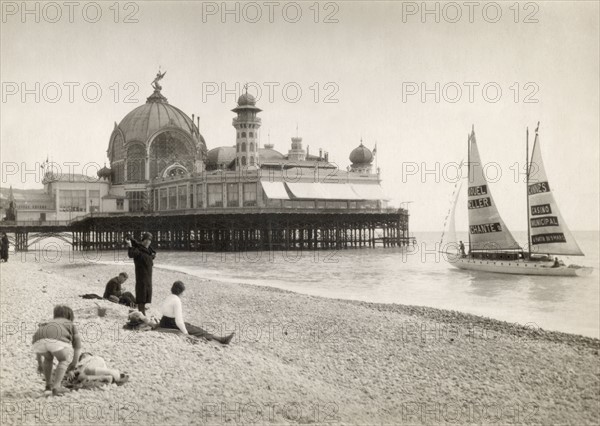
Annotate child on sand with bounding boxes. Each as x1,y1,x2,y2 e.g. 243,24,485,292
32,305,82,396
66,353,129,386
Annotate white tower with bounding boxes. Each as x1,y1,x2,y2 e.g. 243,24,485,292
232,88,262,169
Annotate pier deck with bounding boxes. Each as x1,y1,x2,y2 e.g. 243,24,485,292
1,207,410,251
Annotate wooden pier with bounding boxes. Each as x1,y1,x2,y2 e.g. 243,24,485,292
69,207,411,252
1,207,411,252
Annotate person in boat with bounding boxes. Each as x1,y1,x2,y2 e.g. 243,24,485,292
459,241,466,257
159,281,234,345
552,257,562,268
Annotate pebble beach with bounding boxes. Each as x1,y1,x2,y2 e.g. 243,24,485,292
1,257,598,425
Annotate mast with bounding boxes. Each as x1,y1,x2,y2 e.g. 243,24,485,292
526,126,531,258
467,129,471,253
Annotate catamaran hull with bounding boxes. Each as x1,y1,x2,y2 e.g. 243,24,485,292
449,257,592,277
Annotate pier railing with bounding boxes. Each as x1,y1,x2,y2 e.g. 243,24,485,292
0,220,71,227
69,206,406,223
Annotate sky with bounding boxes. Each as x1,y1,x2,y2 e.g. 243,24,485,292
1,1,598,231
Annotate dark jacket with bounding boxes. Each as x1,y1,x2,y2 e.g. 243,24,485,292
128,242,156,304
103,277,122,299
0,236,9,261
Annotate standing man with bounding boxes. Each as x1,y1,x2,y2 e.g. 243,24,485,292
126,233,156,315
0,233,9,262
459,241,466,257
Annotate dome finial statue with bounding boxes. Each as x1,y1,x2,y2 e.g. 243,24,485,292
152,68,167,91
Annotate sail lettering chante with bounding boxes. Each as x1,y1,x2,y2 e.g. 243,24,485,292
441,124,590,277
467,129,520,250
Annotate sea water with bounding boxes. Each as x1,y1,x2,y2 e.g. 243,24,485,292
149,231,599,338
21,231,599,338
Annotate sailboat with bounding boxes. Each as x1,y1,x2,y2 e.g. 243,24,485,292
444,124,592,277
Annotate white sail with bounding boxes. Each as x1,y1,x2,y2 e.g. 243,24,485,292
447,180,462,246
468,129,520,251
527,132,584,256
440,179,462,251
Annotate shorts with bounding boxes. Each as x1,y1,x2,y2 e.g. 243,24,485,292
32,338,72,357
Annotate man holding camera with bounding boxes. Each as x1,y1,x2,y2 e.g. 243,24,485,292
126,232,156,315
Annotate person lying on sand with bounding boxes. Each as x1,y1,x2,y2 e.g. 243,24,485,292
65,353,129,387
32,305,82,396
124,310,157,331
159,281,234,345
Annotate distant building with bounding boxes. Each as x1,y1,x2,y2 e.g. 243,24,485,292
0,173,125,222
2,75,385,222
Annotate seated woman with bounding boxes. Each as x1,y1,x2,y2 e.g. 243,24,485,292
159,281,234,345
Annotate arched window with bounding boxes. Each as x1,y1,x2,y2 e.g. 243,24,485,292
241,156,247,166
149,131,195,179
111,133,125,164
249,156,255,166
241,132,246,138
166,166,187,178
249,142,254,151
241,142,247,151
249,132,254,138
127,144,146,181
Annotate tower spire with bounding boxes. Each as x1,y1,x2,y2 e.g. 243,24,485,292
232,87,262,169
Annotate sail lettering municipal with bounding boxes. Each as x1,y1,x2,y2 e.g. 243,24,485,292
532,233,567,244
528,181,550,195
531,204,552,216
530,216,560,228
468,185,487,196
468,197,492,209
470,223,503,234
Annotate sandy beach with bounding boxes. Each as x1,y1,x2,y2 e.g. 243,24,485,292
1,255,598,425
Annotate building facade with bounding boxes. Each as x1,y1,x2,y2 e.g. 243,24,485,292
2,76,386,223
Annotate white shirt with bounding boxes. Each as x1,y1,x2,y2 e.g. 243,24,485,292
160,294,188,334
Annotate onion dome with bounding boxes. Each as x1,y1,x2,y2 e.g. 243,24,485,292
237,92,257,106
97,164,112,180
232,89,262,114
349,141,374,165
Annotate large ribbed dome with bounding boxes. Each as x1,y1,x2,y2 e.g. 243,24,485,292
349,142,374,165
117,101,200,144
107,82,208,184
